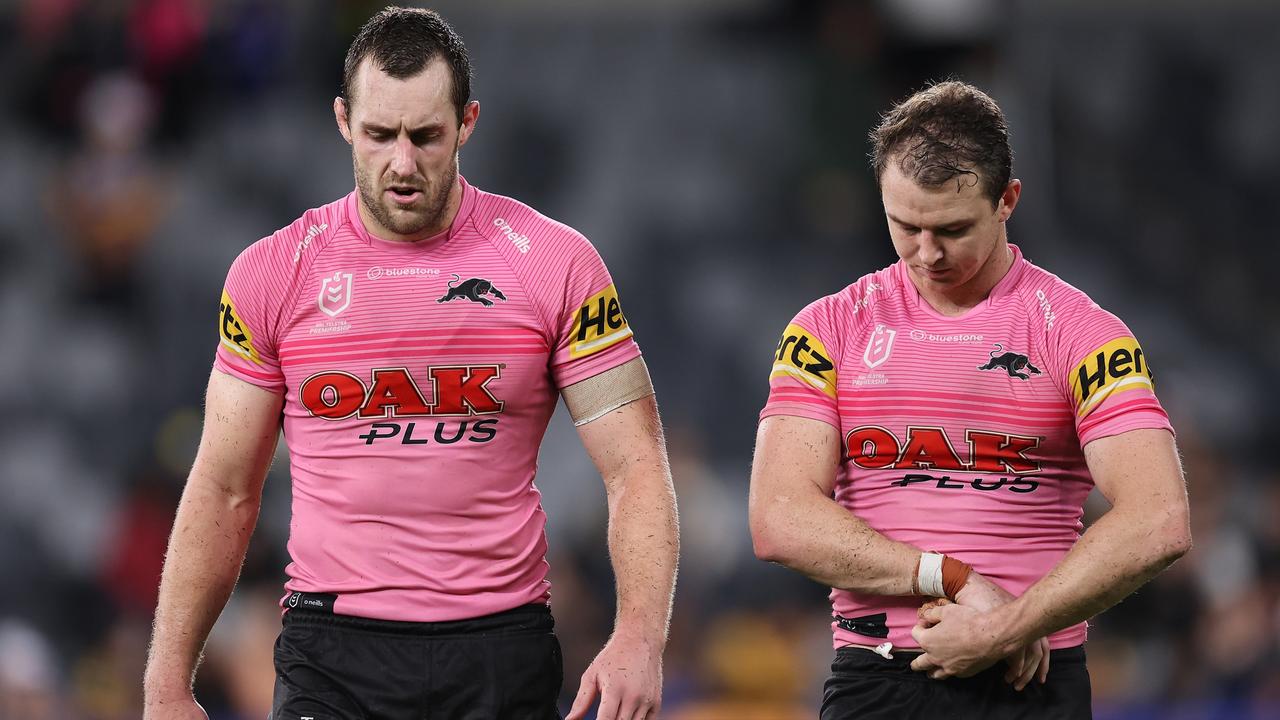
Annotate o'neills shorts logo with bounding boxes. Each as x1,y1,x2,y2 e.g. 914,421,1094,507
1070,337,1153,417
771,323,836,398
219,288,262,365
570,284,632,359
300,365,503,419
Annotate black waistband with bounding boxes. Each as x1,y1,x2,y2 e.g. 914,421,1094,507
282,596,553,637
835,643,1086,670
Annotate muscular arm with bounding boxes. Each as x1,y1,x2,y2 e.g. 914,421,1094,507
749,415,921,595
566,393,679,720
143,369,283,710
913,428,1191,676
995,428,1191,650
754,415,1049,685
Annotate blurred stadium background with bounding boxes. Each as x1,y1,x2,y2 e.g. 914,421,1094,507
0,0,1277,718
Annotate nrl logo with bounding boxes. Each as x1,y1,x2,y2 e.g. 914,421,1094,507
318,271,353,317
863,324,896,369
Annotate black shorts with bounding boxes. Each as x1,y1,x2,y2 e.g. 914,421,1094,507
821,645,1091,720
271,600,563,720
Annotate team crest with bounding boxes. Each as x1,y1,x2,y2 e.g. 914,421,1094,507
863,324,897,369
977,343,1041,380
318,271,354,317
438,274,507,307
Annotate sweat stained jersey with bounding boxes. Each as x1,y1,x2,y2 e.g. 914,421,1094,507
215,177,640,622
760,244,1172,651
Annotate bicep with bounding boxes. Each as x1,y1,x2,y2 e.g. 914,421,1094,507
190,368,285,498
1082,428,1186,511
749,415,842,514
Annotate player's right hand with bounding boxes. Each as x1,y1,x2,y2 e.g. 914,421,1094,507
142,692,209,720
949,571,1050,689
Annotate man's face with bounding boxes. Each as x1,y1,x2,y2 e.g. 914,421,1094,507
335,56,478,240
879,161,1020,294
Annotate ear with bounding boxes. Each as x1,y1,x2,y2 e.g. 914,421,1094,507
335,97,353,144
457,100,480,148
997,179,1022,222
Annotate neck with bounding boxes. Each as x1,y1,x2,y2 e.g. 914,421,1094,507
360,176,463,244
911,237,1014,317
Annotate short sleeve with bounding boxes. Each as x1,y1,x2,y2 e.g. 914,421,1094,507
547,238,641,389
1046,301,1171,446
213,242,286,392
759,300,841,429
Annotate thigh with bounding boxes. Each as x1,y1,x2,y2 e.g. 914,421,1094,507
943,647,1093,720
821,649,940,720
428,628,564,720
272,617,424,720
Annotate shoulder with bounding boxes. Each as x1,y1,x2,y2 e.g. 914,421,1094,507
232,195,347,281
795,262,900,337
468,186,599,263
1012,258,1126,338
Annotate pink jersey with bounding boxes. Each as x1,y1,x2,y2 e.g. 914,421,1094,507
760,244,1171,651
215,177,640,622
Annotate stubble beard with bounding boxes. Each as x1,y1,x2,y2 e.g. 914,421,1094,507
354,149,458,239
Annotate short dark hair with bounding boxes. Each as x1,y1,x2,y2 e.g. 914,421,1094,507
869,81,1012,206
341,6,472,123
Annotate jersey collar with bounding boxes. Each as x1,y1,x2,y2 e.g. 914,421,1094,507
344,175,477,253
897,243,1028,321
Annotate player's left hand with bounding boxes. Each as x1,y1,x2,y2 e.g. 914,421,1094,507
909,602,1012,682
566,631,664,720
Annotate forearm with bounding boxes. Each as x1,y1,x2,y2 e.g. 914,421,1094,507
144,474,262,698
605,466,679,644
752,491,921,596
996,504,1190,652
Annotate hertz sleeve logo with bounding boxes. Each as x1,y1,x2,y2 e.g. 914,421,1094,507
771,323,837,398
219,288,263,365
1069,337,1154,417
569,284,633,359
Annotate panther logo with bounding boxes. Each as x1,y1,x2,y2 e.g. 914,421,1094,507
437,274,507,307
978,343,1041,380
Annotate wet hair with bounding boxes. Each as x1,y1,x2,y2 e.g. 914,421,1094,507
869,80,1012,206
341,6,472,122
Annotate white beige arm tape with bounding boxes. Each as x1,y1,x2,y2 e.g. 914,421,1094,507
562,356,655,426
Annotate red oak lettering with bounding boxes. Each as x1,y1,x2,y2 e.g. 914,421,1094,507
891,427,965,470
845,426,898,468
429,366,503,415
300,365,503,419
846,425,1042,474
966,431,1040,474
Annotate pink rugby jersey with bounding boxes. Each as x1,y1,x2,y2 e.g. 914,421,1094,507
760,244,1172,651
215,177,640,622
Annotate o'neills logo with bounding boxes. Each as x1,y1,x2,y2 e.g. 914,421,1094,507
300,365,503,419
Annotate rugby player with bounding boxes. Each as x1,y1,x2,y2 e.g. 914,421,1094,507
143,8,677,720
749,80,1191,719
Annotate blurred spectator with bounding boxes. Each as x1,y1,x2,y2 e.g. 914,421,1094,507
49,70,164,310
0,619,62,720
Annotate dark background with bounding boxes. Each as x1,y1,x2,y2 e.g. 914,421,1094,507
0,1,1277,718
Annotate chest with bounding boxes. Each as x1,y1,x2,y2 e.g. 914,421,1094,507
835,318,1076,474
276,251,550,416
839,319,1058,408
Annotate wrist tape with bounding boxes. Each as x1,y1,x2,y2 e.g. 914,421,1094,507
913,552,972,601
